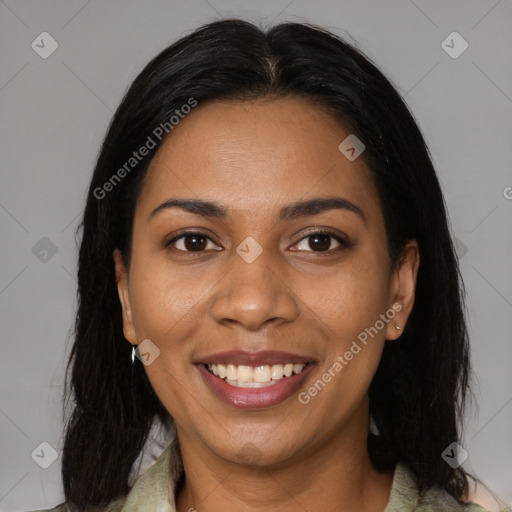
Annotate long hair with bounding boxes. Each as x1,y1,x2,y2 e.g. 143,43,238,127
61,18,475,509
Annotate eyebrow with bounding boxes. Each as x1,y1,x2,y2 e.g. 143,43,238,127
148,197,366,224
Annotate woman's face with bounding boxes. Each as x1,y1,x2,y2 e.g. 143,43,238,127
114,97,419,466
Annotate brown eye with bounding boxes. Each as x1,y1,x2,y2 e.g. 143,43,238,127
166,231,218,252
292,230,351,253
307,233,331,252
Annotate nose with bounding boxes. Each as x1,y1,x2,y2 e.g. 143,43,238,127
210,247,299,332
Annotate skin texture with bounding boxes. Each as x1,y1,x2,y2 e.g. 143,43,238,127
113,97,420,512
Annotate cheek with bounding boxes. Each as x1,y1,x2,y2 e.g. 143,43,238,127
128,253,209,338
303,255,389,333
127,263,204,422
301,252,390,383
308,281,389,414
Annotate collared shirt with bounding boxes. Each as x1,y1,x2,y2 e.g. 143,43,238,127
31,438,493,511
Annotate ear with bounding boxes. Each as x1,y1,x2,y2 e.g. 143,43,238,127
113,248,137,344
385,240,420,341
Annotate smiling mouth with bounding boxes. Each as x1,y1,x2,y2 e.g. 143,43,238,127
203,362,310,388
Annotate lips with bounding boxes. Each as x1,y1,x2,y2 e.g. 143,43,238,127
195,350,317,409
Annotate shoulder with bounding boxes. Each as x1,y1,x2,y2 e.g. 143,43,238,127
386,463,495,512
417,485,491,511
23,441,179,512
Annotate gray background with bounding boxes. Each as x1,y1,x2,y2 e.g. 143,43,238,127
1,1,511,511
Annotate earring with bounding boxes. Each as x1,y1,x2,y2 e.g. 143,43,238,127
395,323,402,330
131,344,137,364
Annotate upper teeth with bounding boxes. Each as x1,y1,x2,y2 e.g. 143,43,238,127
207,363,306,386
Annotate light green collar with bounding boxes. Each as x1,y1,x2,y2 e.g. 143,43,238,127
120,439,182,511
120,439,488,512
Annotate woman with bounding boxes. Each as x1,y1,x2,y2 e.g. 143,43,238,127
30,18,500,512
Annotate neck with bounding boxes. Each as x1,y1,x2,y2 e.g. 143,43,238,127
174,405,394,512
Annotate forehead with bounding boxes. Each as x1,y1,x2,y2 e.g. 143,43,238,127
136,97,380,223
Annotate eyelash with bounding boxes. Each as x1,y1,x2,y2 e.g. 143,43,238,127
165,229,352,254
